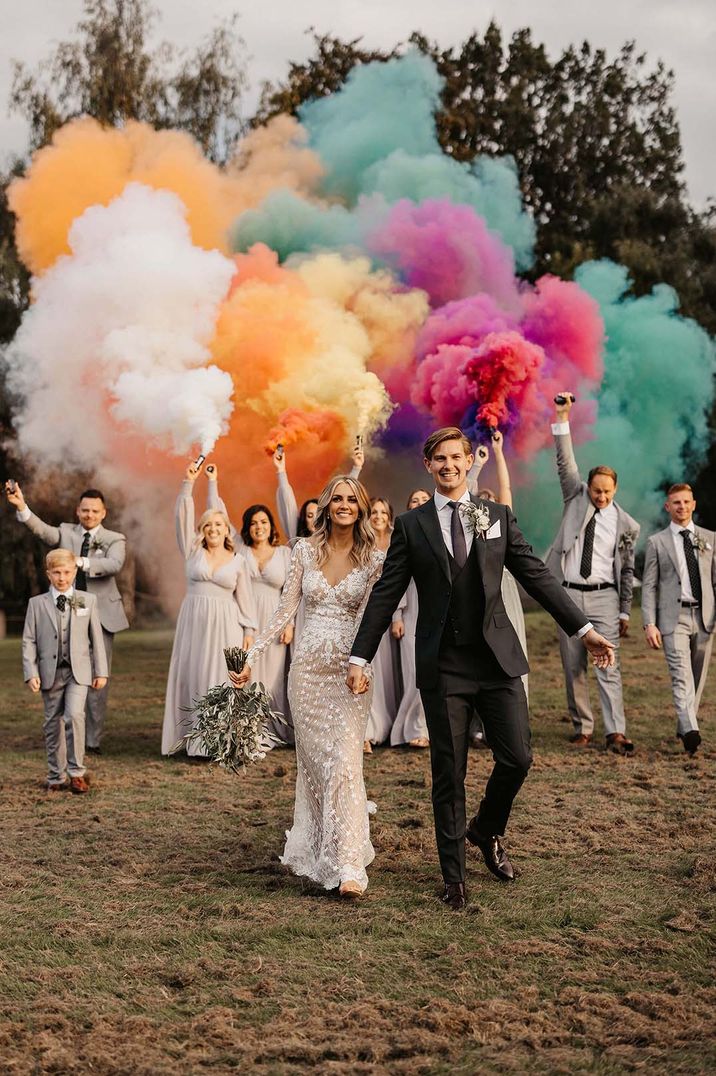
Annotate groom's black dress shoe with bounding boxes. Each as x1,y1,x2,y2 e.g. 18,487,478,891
466,823,515,882
679,730,702,756
440,882,466,911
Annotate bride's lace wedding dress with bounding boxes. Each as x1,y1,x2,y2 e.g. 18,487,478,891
247,538,385,892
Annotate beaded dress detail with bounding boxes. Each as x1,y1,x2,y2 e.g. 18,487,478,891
247,539,385,892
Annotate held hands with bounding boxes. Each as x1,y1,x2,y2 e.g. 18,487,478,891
92,677,108,690
581,628,616,668
555,390,574,423
185,460,203,483
272,448,286,474
645,624,662,650
346,662,370,695
27,677,41,693
5,480,26,511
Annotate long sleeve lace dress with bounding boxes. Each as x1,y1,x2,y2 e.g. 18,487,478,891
246,538,385,892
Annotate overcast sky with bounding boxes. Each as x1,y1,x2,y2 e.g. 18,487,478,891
2,0,714,207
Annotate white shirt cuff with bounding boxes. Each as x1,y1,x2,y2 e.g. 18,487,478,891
551,421,570,435
577,622,593,638
349,656,367,667
17,506,31,522
82,556,91,571
619,613,629,621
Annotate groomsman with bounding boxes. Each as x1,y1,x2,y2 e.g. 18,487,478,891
641,483,716,756
6,481,129,751
546,393,640,753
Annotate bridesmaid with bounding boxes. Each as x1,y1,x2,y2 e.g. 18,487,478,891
239,503,295,743
363,496,401,752
161,461,257,757
390,489,432,749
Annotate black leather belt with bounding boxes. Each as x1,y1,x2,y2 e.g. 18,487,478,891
562,581,616,592
680,600,700,608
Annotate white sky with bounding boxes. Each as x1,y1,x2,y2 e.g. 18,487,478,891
2,0,714,207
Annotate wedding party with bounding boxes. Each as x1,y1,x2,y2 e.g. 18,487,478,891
1,0,715,1072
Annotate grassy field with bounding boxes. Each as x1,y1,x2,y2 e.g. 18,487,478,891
1,616,714,1075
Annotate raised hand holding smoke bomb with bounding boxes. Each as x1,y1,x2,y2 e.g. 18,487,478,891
4,479,26,511
554,392,575,420
351,434,365,475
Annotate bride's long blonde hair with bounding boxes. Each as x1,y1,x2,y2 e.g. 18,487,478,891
311,475,375,568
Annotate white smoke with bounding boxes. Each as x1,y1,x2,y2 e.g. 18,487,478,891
6,182,236,464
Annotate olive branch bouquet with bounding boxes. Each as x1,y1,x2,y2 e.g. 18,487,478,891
171,647,287,772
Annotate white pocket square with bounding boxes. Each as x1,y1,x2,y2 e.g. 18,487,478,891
76,608,89,617
486,520,501,540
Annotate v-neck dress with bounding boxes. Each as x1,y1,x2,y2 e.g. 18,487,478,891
161,481,258,757
247,539,385,892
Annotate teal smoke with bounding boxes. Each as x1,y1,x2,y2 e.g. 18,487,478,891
518,260,716,552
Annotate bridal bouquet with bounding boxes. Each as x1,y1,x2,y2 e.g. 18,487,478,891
172,647,287,772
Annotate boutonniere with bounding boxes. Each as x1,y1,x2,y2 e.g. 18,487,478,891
692,533,710,554
68,595,86,611
618,530,638,552
90,538,105,553
461,501,491,539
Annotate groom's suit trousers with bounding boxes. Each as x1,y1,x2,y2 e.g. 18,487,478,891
420,637,532,885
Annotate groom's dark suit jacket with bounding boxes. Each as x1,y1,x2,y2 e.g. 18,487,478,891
352,495,588,690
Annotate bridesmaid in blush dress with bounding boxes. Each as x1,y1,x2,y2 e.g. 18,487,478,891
238,503,295,744
363,497,401,753
161,461,257,757
390,489,432,749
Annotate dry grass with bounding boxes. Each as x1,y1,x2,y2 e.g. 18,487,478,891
0,616,715,1074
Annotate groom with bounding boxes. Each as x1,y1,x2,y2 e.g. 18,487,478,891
347,427,614,909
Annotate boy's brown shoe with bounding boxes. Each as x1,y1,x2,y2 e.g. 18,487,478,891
70,776,90,794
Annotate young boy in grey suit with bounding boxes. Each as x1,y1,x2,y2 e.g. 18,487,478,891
22,549,108,792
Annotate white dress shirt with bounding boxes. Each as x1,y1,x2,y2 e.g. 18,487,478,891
433,489,473,557
50,585,75,604
670,520,697,603
563,501,618,586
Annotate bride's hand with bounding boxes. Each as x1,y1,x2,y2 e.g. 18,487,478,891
229,666,251,688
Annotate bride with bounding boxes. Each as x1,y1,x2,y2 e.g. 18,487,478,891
232,475,384,898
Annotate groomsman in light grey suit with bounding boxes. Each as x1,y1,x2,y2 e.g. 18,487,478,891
23,549,108,791
6,481,129,751
641,483,716,756
546,393,640,753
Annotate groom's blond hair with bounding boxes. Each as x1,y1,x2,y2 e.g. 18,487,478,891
423,427,473,461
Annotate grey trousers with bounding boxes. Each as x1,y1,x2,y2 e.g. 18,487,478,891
558,587,626,737
662,607,713,736
85,628,113,748
42,666,88,783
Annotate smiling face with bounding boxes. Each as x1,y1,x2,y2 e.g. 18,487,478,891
665,488,696,527
407,489,430,510
248,510,271,545
47,563,77,592
370,499,391,534
329,482,360,530
76,497,106,531
424,438,474,498
588,475,617,510
202,512,229,549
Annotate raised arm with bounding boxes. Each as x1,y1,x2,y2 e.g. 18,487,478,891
205,464,241,544
273,449,300,540
551,392,583,503
6,481,61,547
175,463,202,559
466,444,489,495
348,440,365,481
490,431,512,510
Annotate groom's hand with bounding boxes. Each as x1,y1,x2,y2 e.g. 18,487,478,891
346,663,370,695
581,628,616,668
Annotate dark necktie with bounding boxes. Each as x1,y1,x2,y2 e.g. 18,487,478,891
448,501,467,569
680,530,702,603
56,594,67,612
75,531,91,591
580,509,599,579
